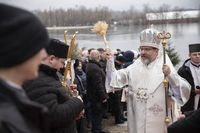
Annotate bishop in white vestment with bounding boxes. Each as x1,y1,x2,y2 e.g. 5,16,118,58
106,28,191,133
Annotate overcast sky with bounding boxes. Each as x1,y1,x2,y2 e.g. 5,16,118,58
0,0,200,11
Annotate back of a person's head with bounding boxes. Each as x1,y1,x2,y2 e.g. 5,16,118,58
116,49,122,53
123,50,134,62
46,38,69,58
0,4,49,68
89,49,100,61
115,54,126,63
97,48,105,53
88,48,95,55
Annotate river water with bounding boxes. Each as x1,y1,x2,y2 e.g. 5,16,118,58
48,23,200,64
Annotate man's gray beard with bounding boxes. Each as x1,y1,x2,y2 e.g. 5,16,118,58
142,58,151,65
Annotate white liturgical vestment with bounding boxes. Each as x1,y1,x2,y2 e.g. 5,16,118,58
106,54,191,133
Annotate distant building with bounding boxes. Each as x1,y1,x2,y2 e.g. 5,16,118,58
146,10,200,23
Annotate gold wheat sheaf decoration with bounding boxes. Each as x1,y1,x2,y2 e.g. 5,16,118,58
91,21,109,48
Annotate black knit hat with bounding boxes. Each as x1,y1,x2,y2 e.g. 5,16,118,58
0,4,49,68
189,43,200,53
122,50,134,62
115,55,126,63
46,39,69,58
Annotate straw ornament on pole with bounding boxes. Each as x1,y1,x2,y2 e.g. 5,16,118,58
91,21,109,48
62,31,78,96
63,30,68,44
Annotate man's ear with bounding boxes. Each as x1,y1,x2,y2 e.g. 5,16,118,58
49,55,56,64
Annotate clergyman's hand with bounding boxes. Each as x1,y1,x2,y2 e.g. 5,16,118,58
162,64,171,76
105,48,113,60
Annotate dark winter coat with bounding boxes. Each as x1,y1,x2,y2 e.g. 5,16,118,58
23,64,84,133
178,59,196,113
168,109,200,133
86,60,107,103
0,79,49,133
74,69,87,99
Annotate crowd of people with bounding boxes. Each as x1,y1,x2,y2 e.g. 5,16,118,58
0,3,200,133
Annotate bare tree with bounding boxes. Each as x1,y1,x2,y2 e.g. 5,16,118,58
33,4,199,26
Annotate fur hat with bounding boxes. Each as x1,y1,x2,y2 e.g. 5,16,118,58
46,39,69,58
0,4,49,68
140,28,161,49
189,43,200,53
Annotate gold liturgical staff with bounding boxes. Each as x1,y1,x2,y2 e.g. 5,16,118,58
158,31,171,124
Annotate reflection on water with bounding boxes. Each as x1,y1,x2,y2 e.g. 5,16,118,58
48,23,200,63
